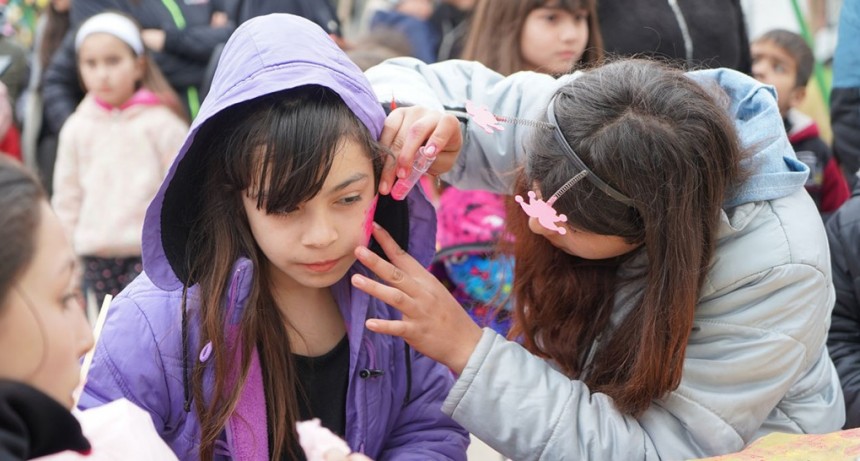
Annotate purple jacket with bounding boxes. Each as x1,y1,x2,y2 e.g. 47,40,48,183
78,14,468,461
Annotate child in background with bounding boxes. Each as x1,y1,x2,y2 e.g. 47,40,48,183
461,0,601,76
752,29,850,217
51,12,188,307
430,0,602,337
77,14,467,460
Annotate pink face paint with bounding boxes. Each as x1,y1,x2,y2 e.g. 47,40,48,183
362,194,379,246
390,145,437,201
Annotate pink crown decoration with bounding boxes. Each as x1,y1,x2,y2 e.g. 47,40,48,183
515,170,587,235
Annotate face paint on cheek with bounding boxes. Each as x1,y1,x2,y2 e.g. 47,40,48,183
362,194,379,246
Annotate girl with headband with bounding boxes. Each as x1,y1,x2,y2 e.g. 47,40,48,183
353,57,844,459
51,12,188,308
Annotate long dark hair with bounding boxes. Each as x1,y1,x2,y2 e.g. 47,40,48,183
39,2,71,77
0,158,45,308
186,86,385,460
508,59,745,415
461,0,603,75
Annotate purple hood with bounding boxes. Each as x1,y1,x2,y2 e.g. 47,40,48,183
143,13,433,288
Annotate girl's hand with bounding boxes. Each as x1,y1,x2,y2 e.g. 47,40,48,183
351,224,483,374
378,107,462,195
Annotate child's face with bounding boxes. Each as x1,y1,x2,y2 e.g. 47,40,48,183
519,6,589,75
243,139,378,292
525,188,640,259
0,201,94,409
529,217,640,259
751,39,804,116
78,33,144,108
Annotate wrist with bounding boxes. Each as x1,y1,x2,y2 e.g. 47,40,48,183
448,325,483,375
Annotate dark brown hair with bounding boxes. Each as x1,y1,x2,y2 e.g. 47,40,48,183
39,3,71,76
461,0,603,75
508,59,745,415
185,86,385,460
74,12,187,122
0,157,45,308
754,29,814,88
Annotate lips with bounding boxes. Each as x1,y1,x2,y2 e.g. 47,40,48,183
302,258,341,273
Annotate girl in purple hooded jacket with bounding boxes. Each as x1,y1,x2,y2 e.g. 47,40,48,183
76,13,468,461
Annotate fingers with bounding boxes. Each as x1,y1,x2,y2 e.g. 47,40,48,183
425,113,462,176
379,110,405,195
351,270,411,306
364,318,409,338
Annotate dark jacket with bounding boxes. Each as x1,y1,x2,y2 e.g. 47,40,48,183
786,109,851,215
830,0,860,189
0,380,90,460
230,0,341,35
41,0,234,133
826,181,860,428
597,0,751,73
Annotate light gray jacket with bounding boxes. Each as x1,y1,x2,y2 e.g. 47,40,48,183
366,59,845,460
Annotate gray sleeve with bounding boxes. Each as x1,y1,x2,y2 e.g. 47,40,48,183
365,58,568,194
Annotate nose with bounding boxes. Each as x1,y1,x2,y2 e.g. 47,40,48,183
560,19,584,43
74,300,95,359
301,211,338,248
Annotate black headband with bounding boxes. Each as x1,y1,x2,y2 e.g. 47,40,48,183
546,95,636,207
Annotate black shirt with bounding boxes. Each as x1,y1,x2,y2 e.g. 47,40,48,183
280,335,350,461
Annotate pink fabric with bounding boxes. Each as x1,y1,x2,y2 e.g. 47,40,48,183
92,89,162,111
296,419,351,461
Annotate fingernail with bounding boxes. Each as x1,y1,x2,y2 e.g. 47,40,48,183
397,167,407,178
356,247,369,258
379,179,388,193
372,222,382,230
366,319,379,329
352,274,365,286
425,144,437,155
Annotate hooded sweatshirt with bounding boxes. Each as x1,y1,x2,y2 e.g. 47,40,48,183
77,15,468,461
366,59,843,459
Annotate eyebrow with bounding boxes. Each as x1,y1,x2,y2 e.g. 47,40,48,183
328,173,369,193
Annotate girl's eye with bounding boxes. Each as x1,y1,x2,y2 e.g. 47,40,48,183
338,195,362,205
271,207,296,216
543,13,558,22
